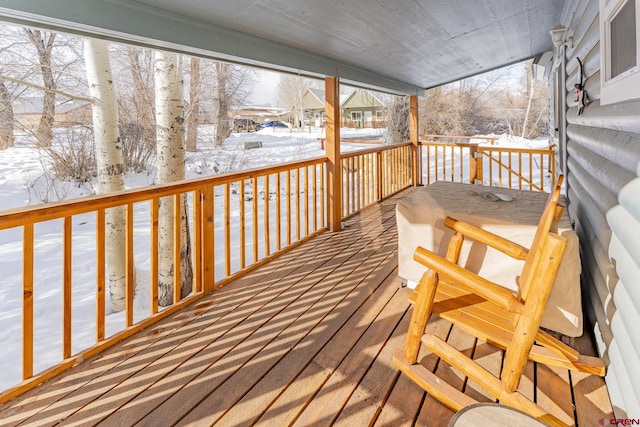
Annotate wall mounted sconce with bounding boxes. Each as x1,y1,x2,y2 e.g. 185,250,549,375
549,25,573,67
550,25,573,64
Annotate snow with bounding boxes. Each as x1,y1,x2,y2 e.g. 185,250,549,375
0,127,547,391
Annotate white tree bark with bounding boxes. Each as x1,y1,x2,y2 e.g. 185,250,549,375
154,51,193,306
84,38,128,312
0,79,14,150
24,29,56,147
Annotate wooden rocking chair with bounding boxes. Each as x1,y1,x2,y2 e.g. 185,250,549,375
393,175,605,427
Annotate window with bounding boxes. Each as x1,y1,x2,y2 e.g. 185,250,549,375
600,0,640,104
350,111,362,121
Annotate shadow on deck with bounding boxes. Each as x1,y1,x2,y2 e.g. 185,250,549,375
0,189,613,426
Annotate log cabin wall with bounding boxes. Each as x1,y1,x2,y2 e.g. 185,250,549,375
553,0,640,417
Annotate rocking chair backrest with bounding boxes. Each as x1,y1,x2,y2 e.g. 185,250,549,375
517,175,564,301
501,175,568,391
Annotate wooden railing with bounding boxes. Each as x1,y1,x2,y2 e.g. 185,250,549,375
420,140,480,185
341,143,413,218
420,137,556,191
0,138,553,400
0,157,327,402
476,146,556,192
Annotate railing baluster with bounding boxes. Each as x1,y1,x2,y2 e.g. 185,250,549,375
239,179,245,269
304,167,309,237
96,209,105,342
172,196,181,306
529,154,534,191
276,172,282,251
193,189,202,294
63,216,72,359
151,198,159,312
127,202,135,325
320,165,325,228
253,176,259,262
264,175,271,256
286,170,291,246
359,155,364,210
202,185,214,292
224,183,231,277
518,153,523,190
294,169,300,242
23,223,34,380
312,166,317,232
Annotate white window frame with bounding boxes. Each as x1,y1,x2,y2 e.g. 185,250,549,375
600,0,640,105
350,111,362,121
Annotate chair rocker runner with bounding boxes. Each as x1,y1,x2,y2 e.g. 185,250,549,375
393,175,605,427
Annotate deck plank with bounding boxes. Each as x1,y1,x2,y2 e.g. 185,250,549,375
0,187,615,427
372,316,453,427
138,207,399,425
415,325,476,426
1,223,338,426
288,280,407,427
221,261,403,427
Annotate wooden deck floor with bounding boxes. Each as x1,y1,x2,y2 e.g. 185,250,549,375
0,188,613,427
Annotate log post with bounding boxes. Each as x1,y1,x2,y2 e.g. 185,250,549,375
325,76,342,232
410,95,421,186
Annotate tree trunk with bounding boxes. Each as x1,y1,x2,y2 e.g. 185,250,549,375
0,79,14,150
154,51,193,306
126,47,155,136
214,62,231,147
84,38,128,312
521,65,535,138
186,57,200,152
24,29,56,147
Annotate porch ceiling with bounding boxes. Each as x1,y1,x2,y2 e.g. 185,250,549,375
0,0,563,95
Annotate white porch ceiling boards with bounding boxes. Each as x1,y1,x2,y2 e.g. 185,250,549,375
0,0,564,95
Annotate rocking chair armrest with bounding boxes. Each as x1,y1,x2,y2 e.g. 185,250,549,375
444,216,529,260
414,246,524,314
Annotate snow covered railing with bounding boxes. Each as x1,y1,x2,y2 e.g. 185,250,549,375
341,143,413,218
0,156,327,402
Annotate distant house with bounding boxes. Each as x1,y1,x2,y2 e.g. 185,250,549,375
232,106,290,124
13,97,92,129
301,87,387,128
341,88,386,128
301,88,326,127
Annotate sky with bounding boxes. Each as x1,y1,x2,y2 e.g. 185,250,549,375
249,69,283,106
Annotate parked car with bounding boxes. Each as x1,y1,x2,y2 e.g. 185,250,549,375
233,118,260,132
259,120,289,129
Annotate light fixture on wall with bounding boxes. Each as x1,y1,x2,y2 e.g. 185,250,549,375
550,25,573,64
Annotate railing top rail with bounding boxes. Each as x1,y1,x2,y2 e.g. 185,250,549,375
340,142,412,159
0,156,327,229
477,146,555,154
419,140,479,148
317,138,383,144
420,134,498,141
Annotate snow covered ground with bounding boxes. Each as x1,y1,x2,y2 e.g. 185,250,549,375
0,126,548,390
